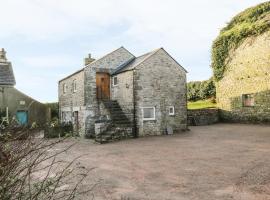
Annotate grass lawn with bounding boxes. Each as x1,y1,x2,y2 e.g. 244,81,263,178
188,99,217,110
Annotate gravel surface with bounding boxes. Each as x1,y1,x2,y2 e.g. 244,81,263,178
51,123,270,200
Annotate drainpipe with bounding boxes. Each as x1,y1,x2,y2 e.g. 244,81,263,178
133,70,138,138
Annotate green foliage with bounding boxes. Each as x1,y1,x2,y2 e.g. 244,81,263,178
188,100,217,110
211,2,270,81
45,102,59,119
187,78,216,101
44,119,74,138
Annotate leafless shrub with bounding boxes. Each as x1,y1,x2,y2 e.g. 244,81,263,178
0,126,96,200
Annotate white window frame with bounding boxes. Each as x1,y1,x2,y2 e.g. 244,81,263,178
72,80,77,93
63,83,67,94
112,76,118,86
169,106,175,116
142,107,156,121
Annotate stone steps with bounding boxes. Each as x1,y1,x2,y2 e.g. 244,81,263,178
95,100,134,143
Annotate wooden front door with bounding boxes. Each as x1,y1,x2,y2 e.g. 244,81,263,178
96,73,110,100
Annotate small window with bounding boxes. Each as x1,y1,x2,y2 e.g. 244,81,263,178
142,107,155,121
63,83,67,94
169,106,175,116
242,94,255,107
113,76,118,86
72,80,77,93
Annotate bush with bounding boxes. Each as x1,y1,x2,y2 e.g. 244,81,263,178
0,126,93,200
44,121,74,138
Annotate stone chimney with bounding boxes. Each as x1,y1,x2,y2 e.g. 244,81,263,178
84,54,95,66
0,48,7,62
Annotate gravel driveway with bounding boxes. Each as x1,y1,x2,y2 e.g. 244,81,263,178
53,123,270,200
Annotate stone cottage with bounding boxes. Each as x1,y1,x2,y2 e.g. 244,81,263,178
59,47,187,141
0,48,50,126
213,2,270,123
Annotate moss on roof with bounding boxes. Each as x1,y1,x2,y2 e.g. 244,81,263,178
211,1,270,81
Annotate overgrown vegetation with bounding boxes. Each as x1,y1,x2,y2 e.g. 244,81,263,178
44,120,74,138
187,78,216,102
0,125,94,200
211,2,270,81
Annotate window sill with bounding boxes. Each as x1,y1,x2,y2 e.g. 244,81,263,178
143,119,156,121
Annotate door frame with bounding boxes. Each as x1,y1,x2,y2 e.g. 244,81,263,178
96,72,111,100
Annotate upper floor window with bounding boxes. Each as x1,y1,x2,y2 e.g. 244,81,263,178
113,76,118,86
242,94,255,107
142,107,155,121
169,106,175,116
63,83,67,94
72,80,77,93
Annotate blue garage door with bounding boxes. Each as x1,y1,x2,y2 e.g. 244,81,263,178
16,111,28,125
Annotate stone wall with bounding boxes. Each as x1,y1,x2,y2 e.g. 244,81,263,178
216,31,270,123
134,48,187,136
111,70,134,121
58,69,86,134
188,109,219,126
84,47,135,137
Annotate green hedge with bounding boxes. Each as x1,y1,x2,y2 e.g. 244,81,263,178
211,2,270,81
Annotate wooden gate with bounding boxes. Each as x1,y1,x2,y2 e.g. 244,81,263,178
96,73,110,100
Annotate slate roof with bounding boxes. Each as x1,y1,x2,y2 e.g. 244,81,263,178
111,49,159,75
0,61,16,86
112,48,188,75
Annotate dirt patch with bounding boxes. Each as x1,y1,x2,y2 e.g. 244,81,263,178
47,123,270,200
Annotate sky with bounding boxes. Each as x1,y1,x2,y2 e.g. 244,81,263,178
0,0,266,102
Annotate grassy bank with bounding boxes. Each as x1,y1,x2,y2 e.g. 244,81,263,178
188,100,217,110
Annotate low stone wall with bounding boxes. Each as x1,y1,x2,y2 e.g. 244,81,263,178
188,109,219,126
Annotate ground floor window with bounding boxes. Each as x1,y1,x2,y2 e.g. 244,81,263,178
242,94,255,107
142,107,155,121
169,106,175,116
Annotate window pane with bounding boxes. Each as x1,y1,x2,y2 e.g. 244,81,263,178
113,77,117,85
243,94,254,106
143,108,154,119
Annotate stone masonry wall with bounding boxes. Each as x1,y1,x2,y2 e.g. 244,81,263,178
217,31,270,123
111,70,134,122
187,109,219,126
84,47,135,137
58,70,85,134
134,49,187,136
